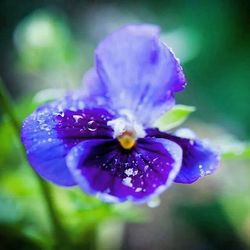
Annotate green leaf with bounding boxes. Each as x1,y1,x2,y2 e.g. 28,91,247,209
154,105,196,130
213,134,250,160
221,143,250,160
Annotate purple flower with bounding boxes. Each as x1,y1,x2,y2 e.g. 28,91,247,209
21,25,219,203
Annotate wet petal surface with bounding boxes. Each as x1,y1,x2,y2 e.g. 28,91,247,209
95,24,186,125
146,128,220,184
67,138,182,202
21,98,114,186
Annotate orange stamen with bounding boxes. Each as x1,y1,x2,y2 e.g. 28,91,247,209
118,131,135,150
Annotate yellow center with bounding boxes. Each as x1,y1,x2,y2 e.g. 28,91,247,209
118,132,135,150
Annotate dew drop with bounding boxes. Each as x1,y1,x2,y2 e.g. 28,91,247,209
73,115,83,123
40,124,50,131
59,112,65,118
144,165,149,171
199,164,205,177
147,196,161,208
189,140,194,145
87,120,97,131
135,187,142,192
122,177,133,187
125,168,133,176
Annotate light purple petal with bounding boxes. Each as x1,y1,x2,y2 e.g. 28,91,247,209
95,24,186,125
146,128,220,184
164,46,186,93
21,97,114,186
66,138,182,203
81,68,110,107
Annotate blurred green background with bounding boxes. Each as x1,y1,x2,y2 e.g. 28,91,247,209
0,0,250,249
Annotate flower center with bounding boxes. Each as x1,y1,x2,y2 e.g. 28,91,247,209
107,109,146,150
118,131,135,150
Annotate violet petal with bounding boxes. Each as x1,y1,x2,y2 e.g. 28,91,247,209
21,98,114,186
66,137,182,203
146,128,220,184
95,24,186,125
81,68,110,108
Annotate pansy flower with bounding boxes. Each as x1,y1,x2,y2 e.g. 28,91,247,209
21,25,219,203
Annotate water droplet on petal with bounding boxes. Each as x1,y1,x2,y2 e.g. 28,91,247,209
199,164,205,177
125,168,133,176
144,165,149,171
40,124,50,131
73,115,83,123
135,187,142,192
87,120,97,131
122,177,133,187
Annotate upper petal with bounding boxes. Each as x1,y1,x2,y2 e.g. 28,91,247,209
95,24,186,125
66,137,182,203
163,45,186,93
146,128,220,184
21,97,114,186
81,68,110,108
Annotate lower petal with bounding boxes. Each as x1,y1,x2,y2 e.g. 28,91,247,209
146,128,220,184
66,138,182,203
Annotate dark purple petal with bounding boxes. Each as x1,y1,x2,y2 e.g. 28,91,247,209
95,24,186,126
21,97,114,186
66,138,182,203
146,128,220,184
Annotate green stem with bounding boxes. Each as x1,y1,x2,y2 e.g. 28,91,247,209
38,177,69,249
0,78,68,248
0,78,20,133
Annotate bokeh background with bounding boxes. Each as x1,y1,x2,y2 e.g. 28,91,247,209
0,0,250,249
